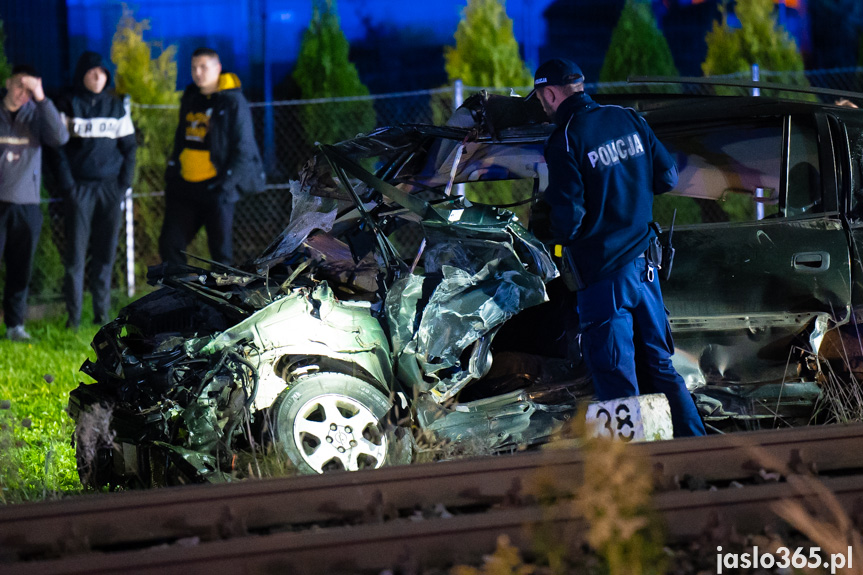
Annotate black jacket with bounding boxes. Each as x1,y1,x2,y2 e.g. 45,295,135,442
166,74,264,202
543,92,678,285
53,51,137,192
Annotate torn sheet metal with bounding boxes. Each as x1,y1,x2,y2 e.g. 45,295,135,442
199,283,393,387
254,179,339,271
414,389,572,452
671,309,844,427
670,311,839,387
386,223,554,402
694,380,822,425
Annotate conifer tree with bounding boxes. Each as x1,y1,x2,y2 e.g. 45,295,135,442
445,0,532,88
111,10,178,107
701,0,807,222
703,0,805,80
600,1,690,226
443,0,533,216
292,0,375,145
600,0,678,83
111,8,184,270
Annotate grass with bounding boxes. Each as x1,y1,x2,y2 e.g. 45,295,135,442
0,307,105,504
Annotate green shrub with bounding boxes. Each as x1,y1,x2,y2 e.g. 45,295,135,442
110,9,193,274
292,0,376,146
703,0,811,99
445,0,532,89
0,19,11,83
443,0,533,208
599,0,678,90
29,201,65,298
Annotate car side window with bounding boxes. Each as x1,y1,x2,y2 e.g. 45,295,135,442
652,120,783,226
846,122,863,217
785,116,822,217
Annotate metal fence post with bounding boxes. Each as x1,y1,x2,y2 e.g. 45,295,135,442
751,63,760,97
453,80,465,197
124,187,135,297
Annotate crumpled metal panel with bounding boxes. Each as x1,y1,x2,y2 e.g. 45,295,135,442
385,273,426,387
254,180,339,271
386,224,555,402
197,283,393,388
670,310,843,387
414,391,535,449
414,389,571,451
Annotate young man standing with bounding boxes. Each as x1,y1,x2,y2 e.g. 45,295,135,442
0,65,69,341
53,51,137,329
533,58,705,437
159,47,263,267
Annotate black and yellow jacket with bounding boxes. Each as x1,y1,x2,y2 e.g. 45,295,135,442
166,73,264,202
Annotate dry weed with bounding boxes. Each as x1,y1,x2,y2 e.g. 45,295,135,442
450,535,536,575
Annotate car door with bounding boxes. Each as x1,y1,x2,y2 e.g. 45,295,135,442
652,113,852,390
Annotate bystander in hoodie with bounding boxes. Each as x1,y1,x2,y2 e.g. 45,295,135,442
159,47,264,267
52,51,137,329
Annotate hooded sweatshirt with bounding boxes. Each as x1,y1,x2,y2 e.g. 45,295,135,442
53,51,137,191
166,72,263,202
0,90,69,204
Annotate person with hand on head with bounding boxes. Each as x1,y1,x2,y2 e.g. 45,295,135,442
52,51,137,330
0,65,69,341
159,47,263,267
532,57,705,438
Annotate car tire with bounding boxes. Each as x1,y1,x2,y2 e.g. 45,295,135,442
271,371,412,474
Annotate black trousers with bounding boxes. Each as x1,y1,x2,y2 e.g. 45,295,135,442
63,181,123,325
158,181,235,266
0,202,42,328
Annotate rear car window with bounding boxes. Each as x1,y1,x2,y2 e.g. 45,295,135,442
785,115,822,217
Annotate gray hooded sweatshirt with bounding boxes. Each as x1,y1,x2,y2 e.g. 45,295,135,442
0,93,69,204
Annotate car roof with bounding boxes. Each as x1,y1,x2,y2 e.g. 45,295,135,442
342,94,863,151
594,93,859,125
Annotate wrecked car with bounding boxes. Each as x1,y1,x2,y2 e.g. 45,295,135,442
68,86,863,487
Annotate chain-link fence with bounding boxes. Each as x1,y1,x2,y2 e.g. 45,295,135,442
22,67,863,304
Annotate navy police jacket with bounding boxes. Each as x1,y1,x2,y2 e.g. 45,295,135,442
543,92,678,286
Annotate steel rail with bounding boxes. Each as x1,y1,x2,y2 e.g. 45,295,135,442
2,423,863,570
7,473,863,575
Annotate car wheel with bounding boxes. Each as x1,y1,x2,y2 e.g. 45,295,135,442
271,371,412,474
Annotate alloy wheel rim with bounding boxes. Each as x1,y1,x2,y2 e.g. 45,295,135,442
292,393,388,473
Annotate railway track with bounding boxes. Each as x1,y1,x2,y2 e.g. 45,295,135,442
3,423,863,574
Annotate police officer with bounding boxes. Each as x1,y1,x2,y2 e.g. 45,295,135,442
532,58,705,437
